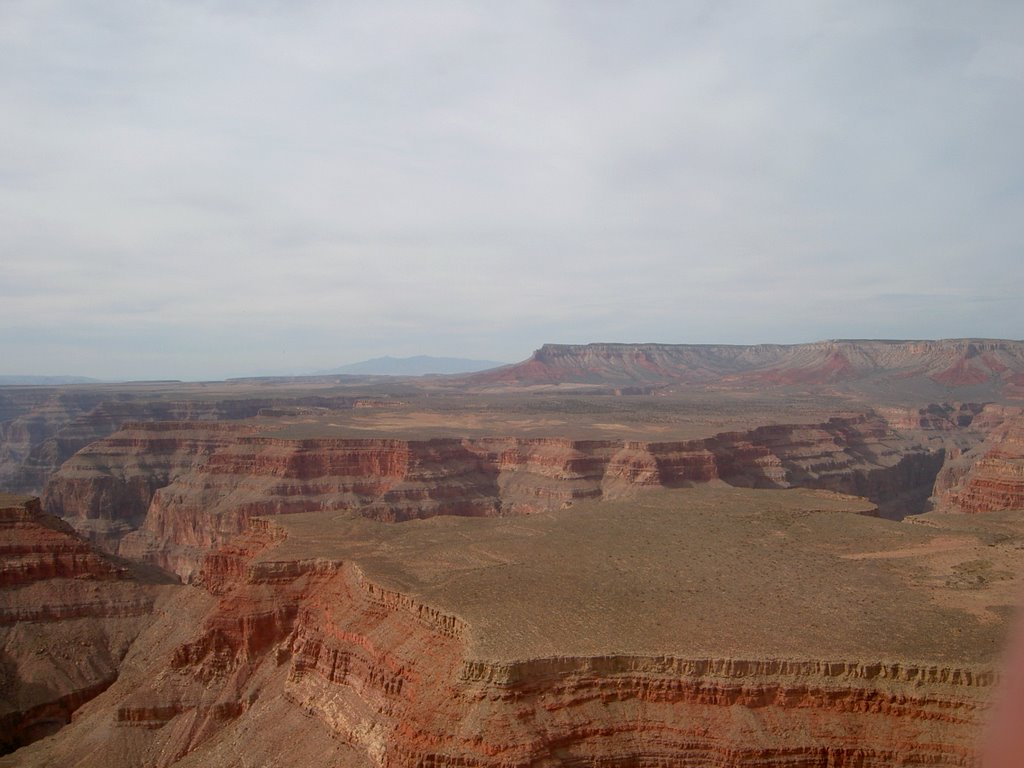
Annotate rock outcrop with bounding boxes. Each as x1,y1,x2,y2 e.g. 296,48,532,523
0,494,178,754
935,410,1024,513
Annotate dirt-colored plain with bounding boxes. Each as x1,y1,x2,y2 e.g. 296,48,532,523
268,485,1022,664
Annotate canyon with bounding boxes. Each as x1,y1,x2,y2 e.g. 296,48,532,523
2,339,1024,767
37,410,989,581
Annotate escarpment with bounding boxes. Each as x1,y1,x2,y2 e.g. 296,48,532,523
42,421,259,553
0,496,126,590
0,390,105,491
0,494,179,755
7,488,1015,768
470,339,1024,394
0,388,361,495
934,410,1024,513
42,413,967,579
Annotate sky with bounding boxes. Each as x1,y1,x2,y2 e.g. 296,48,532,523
1,0,1022,380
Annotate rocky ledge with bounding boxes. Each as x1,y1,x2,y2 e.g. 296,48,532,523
6,486,1020,767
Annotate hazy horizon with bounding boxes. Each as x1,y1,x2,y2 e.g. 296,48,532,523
3,1,1022,380
8,337,1024,385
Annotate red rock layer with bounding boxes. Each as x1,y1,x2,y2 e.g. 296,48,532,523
942,412,1024,513
0,497,128,590
0,495,173,754
24,520,989,767
877,402,991,432
44,415,942,579
42,421,258,551
0,392,360,494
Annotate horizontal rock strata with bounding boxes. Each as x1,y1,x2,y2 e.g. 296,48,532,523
933,410,1024,513
470,339,1024,392
0,390,361,494
6,505,1001,768
41,414,955,579
0,495,178,754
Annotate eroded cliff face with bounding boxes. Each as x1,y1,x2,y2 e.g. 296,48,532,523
42,414,957,580
0,494,179,754
933,410,1024,513
471,339,1024,394
0,391,360,495
41,422,259,554
0,390,105,491
4,504,1002,768
4,364,1022,767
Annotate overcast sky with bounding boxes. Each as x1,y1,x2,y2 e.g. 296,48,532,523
2,1,1022,380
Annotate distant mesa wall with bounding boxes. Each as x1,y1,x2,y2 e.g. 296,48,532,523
470,339,1024,390
6,339,1023,497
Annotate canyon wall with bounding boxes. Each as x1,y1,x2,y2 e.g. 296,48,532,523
0,390,105,491
4,349,1023,767
3,513,996,767
41,422,260,553
934,410,1024,513
42,414,951,580
0,494,179,754
0,390,360,495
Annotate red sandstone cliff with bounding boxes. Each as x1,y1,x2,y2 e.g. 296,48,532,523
42,421,259,553
5,340,1023,497
0,494,178,754
0,390,360,495
2,514,996,767
41,414,949,580
934,410,1024,513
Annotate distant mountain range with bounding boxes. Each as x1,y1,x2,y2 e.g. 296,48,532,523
316,356,507,376
0,375,101,385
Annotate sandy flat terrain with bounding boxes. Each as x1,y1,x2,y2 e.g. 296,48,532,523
266,486,1023,664
252,392,859,440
